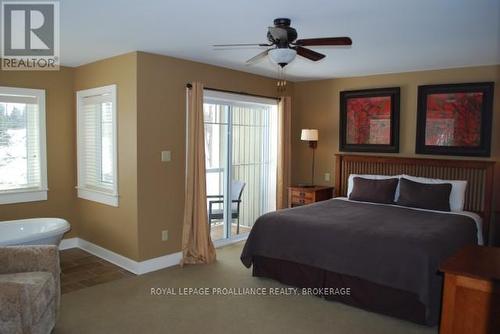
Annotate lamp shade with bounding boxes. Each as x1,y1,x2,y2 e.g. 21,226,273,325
269,48,297,66
301,129,318,141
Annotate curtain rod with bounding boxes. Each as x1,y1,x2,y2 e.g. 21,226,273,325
186,83,281,101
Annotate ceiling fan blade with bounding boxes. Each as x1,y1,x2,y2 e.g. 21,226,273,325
268,27,288,41
245,49,270,64
213,43,270,47
295,46,325,61
294,37,352,46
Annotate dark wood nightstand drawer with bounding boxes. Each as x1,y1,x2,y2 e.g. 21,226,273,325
290,196,313,206
290,190,314,200
287,186,334,208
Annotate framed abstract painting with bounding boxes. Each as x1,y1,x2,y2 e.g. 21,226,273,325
416,82,494,157
339,87,400,153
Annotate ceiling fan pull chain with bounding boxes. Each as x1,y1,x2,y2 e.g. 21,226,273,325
277,67,287,94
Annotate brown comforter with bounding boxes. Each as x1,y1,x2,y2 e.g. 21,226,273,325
241,199,478,325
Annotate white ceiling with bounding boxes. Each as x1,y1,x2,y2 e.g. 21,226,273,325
61,0,500,81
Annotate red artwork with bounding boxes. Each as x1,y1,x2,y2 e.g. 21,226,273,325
425,92,483,147
346,96,391,144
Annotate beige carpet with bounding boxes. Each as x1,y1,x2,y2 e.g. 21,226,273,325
55,242,438,334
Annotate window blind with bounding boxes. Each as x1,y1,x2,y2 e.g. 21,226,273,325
0,94,43,192
79,92,116,195
77,84,118,205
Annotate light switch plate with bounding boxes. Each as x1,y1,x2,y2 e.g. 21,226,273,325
161,151,171,162
324,173,331,182
161,230,168,241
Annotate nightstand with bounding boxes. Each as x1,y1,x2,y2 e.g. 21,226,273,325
288,186,334,208
439,245,500,334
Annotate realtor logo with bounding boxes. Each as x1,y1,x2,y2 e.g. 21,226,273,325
1,1,60,70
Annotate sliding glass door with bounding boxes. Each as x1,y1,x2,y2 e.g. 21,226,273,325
204,91,278,242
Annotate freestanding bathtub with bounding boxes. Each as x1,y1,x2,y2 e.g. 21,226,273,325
0,218,70,246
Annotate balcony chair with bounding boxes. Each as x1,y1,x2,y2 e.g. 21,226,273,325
208,180,246,234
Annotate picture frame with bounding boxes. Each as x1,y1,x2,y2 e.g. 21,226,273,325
416,82,494,157
339,87,400,153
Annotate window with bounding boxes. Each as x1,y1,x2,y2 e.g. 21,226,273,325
77,85,118,206
203,90,278,241
0,87,47,204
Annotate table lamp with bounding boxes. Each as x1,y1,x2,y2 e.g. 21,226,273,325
300,129,318,187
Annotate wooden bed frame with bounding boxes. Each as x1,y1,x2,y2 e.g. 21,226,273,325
334,154,495,245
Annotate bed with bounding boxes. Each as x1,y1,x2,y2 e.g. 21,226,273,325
241,154,495,326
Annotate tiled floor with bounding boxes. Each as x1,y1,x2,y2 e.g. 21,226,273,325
59,224,251,294
210,222,251,241
60,248,135,294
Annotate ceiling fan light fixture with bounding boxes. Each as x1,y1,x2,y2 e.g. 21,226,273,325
216,18,352,67
268,48,297,67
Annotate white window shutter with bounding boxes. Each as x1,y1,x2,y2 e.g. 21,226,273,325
77,85,118,206
0,87,47,204
26,103,41,187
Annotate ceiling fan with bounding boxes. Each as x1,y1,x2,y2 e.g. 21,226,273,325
213,18,352,68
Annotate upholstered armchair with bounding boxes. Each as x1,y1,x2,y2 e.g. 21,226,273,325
0,246,60,334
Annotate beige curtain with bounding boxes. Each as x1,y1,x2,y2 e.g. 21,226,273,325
276,96,292,209
181,82,216,265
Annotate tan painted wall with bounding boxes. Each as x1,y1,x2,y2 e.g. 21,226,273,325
0,51,286,261
73,52,140,260
292,65,500,242
136,51,286,260
0,67,78,237
7,52,494,257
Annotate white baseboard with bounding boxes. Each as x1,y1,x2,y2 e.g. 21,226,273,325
58,237,182,275
136,250,183,275
213,234,248,248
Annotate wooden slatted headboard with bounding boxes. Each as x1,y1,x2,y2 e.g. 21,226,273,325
334,154,495,244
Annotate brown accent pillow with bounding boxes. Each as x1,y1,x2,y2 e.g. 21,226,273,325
396,178,452,212
349,177,399,204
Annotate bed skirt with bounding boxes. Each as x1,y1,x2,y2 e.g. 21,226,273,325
252,255,434,326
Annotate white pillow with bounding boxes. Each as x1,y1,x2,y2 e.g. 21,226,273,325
400,174,467,212
347,174,402,201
